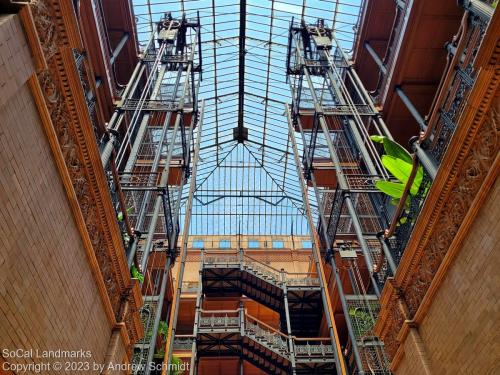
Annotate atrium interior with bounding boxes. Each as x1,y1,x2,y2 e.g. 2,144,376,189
0,0,498,374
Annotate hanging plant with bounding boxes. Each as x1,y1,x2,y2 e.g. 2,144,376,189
348,307,373,338
158,321,169,338
130,265,144,283
117,206,134,222
370,135,423,206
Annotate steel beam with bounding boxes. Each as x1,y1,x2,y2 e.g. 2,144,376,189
235,0,247,143
164,101,205,373
110,32,130,65
364,41,388,75
395,86,428,132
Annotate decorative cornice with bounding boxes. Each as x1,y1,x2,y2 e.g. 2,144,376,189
374,21,500,362
22,0,143,349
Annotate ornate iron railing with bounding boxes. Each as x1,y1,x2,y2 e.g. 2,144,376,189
294,339,335,359
173,336,194,351
195,308,335,367
202,251,320,288
383,5,492,270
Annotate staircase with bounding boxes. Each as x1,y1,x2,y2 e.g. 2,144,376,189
202,251,323,336
196,308,336,374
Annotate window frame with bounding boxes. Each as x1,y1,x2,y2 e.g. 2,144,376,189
219,239,231,249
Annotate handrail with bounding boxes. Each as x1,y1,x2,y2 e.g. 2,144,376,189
204,250,315,278
199,308,239,314
245,313,289,340
379,8,480,263
294,337,332,342
421,12,469,144
203,249,239,255
109,156,133,238
286,272,318,277
243,253,283,274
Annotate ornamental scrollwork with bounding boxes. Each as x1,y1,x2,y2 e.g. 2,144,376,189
30,0,139,343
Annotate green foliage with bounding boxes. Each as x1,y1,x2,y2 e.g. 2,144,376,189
492,0,498,9
153,348,165,359
130,265,144,283
374,180,405,199
171,356,184,375
158,321,169,338
117,206,134,222
348,308,373,338
370,134,412,164
370,135,423,199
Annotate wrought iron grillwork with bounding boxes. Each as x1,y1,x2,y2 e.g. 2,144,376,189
318,180,391,249
173,336,194,351
426,10,490,162
345,295,380,341
195,308,335,367
389,170,433,264
202,251,320,289
356,342,392,375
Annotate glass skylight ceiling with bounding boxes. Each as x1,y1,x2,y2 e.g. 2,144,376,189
131,0,363,236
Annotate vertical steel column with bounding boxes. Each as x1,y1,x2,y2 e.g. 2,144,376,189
124,63,169,173
286,106,363,375
286,106,347,375
138,62,194,272
143,104,199,375
101,61,146,168
281,269,296,375
163,101,204,373
300,59,381,298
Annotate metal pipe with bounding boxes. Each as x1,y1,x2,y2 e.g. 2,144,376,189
124,63,168,173
412,140,438,180
142,256,172,375
101,61,145,169
138,62,193,272
110,32,130,65
323,66,380,177
377,232,397,275
364,41,388,75
126,231,140,267
345,67,393,140
164,101,204,373
101,132,116,168
395,86,428,132
459,0,494,21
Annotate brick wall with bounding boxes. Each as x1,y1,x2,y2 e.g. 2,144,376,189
0,13,124,374
396,178,500,374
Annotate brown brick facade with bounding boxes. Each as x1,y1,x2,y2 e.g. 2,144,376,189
406,178,500,375
0,14,125,374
